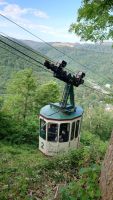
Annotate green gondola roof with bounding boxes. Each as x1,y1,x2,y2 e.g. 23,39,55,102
40,103,83,121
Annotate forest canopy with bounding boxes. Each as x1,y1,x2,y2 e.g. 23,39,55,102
69,0,113,42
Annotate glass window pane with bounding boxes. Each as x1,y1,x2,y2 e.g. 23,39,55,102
75,120,80,138
59,123,70,142
47,123,58,142
71,122,75,140
40,119,46,140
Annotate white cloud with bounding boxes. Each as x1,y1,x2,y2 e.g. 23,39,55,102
39,27,79,40
0,1,79,42
27,23,52,31
0,21,8,27
0,2,49,19
0,2,50,36
0,12,79,42
1,4,28,18
0,0,7,6
33,10,49,19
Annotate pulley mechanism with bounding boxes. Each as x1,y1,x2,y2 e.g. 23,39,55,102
44,60,85,113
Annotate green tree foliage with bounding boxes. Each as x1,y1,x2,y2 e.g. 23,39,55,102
0,130,107,199
35,81,60,110
0,111,17,140
105,94,113,104
69,0,113,42
83,106,113,140
61,165,101,200
2,68,37,121
1,69,59,144
81,131,108,159
0,68,38,143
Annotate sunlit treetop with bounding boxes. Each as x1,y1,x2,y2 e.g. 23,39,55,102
69,0,113,42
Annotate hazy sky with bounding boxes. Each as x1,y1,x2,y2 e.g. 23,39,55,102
0,0,82,42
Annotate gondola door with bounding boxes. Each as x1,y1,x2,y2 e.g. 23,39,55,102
58,122,70,153
75,119,81,147
69,121,76,149
46,122,59,156
39,118,47,154
70,118,81,149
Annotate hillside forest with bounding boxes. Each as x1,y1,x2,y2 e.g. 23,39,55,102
0,35,113,200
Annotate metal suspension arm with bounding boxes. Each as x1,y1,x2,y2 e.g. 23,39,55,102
60,84,75,112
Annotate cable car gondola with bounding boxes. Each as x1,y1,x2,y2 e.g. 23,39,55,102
39,60,85,156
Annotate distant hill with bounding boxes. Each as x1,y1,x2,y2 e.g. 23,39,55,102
22,40,113,84
0,37,113,94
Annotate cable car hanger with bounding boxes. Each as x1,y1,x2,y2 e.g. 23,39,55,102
44,60,85,113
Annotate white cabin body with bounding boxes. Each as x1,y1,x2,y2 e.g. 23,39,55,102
39,104,83,156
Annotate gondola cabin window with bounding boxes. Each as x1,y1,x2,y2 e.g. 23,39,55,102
59,123,70,142
71,121,75,140
75,120,80,138
47,123,58,142
40,119,46,140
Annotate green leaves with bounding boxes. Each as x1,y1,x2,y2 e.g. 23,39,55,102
0,130,106,200
70,0,113,42
2,68,37,121
61,164,101,200
0,69,60,144
35,81,59,110
82,106,113,141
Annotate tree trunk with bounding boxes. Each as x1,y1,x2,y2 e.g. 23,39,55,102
100,132,113,200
